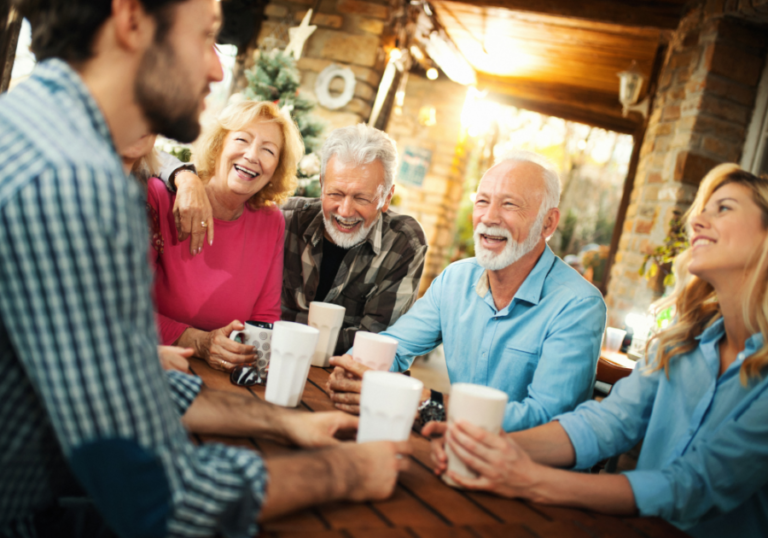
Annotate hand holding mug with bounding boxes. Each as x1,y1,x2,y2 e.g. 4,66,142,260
327,354,369,414
182,320,256,371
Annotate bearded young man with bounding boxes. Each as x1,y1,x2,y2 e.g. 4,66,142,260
327,151,607,434
0,1,408,537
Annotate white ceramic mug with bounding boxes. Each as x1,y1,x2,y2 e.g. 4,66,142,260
352,332,399,371
308,302,346,367
443,383,508,487
357,371,423,443
604,327,627,353
229,321,273,380
264,321,319,407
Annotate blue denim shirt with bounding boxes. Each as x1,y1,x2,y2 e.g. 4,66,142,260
374,245,606,432
558,318,768,537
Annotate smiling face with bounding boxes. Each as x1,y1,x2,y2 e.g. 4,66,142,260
688,183,768,283
212,121,284,201
321,156,392,248
472,160,558,271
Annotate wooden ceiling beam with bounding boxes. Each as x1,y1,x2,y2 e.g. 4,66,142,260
437,0,686,29
476,74,642,133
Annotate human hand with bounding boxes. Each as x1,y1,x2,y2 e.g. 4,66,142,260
422,421,448,475
282,410,359,448
173,170,213,255
158,345,193,373
444,420,539,498
326,354,369,414
193,320,256,371
336,440,412,502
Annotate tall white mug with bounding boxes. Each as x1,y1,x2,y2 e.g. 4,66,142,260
443,383,508,487
308,302,346,367
265,321,319,407
357,371,423,443
352,332,399,371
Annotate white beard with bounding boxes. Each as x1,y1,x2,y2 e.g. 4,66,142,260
323,212,374,249
474,214,544,271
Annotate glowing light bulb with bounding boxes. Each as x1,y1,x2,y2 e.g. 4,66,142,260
426,68,438,80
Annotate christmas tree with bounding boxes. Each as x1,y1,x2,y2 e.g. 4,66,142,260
243,49,325,186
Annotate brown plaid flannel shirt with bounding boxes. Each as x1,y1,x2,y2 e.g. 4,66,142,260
281,197,427,354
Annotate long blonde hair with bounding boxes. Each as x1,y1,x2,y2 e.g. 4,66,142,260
194,100,304,209
649,163,768,383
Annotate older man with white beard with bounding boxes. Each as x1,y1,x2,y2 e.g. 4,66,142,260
281,124,428,353
327,150,606,433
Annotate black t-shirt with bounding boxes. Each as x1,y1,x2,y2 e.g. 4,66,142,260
315,238,349,301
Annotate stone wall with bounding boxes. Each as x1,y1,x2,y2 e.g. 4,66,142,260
605,3,768,327
385,74,470,294
245,0,393,132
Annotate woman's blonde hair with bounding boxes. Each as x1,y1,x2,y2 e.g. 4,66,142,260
649,163,768,383
194,100,304,209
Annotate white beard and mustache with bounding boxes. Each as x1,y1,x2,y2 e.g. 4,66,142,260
323,212,374,249
473,211,545,271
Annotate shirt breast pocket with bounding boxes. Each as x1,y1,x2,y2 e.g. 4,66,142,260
339,282,377,320
502,342,540,392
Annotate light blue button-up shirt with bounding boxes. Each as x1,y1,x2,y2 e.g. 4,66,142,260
558,318,768,537
375,245,606,432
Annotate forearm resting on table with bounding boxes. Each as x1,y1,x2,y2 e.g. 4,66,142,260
528,466,637,515
182,385,291,441
509,421,576,467
259,450,350,521
175,327,204,353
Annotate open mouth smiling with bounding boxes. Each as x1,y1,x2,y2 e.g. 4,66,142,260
481,234,507,245
334,216,362,231
234,164,259,179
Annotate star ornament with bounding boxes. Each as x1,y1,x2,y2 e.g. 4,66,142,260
285,9,317,60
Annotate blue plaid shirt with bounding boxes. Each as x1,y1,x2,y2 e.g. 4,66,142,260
0,60,266,537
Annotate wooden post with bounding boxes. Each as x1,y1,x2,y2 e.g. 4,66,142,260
0,2,22,93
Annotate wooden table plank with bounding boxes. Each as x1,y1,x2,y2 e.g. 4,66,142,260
624,517,691,537
345,529,414,538
187,353,684,537
408,527,488,538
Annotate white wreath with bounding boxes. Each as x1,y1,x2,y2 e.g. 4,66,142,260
315,64,356,110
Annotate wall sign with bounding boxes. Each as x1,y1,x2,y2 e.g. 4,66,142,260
398,146,433,188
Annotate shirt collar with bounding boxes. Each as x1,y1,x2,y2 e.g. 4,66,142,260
474,244,556,307
305,204,384,255
695,317,764,366
34,59,115,151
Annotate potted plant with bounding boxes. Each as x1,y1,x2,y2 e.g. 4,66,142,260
638,210,689,293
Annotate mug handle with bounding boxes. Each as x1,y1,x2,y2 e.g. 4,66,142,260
230,330,246,344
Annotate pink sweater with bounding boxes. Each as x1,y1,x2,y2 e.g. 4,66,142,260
147,177,284,345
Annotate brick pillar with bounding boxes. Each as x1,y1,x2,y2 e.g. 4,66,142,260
605,5,768,327
385,75,470,294
251,0,392,131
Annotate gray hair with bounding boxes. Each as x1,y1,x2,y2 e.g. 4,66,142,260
319,124,398,196
495,149,561,212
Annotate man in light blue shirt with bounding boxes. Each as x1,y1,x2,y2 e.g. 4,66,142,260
328,150,606,432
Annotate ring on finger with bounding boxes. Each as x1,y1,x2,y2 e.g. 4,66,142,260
201,220,208,228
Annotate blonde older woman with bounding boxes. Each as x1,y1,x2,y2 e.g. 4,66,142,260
148,100,303,371
427,164,768,538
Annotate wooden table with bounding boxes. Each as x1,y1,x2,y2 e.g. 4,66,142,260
188,359,687,538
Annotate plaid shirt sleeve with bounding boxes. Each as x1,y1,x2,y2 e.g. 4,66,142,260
334,215,427,354
165,370,204,414
0,164,267,537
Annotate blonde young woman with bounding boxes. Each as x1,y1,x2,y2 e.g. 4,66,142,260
426,163,768,538
148,100,303,371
